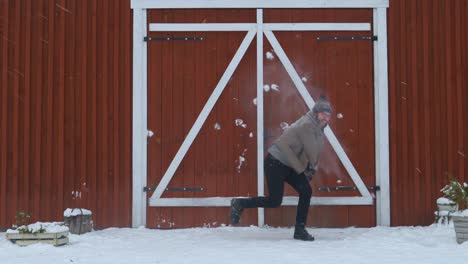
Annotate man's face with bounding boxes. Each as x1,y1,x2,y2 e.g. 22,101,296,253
317,112,332,127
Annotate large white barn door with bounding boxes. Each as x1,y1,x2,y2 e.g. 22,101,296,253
132,0,390,227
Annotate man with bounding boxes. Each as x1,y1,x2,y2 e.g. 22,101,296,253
230,95,332,241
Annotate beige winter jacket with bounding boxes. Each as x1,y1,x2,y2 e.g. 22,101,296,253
268,111,325,174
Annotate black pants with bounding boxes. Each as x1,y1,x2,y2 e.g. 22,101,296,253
239,154,312,226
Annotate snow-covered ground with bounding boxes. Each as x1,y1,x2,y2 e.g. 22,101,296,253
1,224,468,264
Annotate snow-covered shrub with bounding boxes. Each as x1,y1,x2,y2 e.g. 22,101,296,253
441,179,468,211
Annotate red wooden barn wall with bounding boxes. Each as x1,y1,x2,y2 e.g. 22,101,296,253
0,0,467,229
0,0,132,229
388,0,468,226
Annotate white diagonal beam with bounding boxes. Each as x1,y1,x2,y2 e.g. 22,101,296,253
264,30,372,199
149,28,257,201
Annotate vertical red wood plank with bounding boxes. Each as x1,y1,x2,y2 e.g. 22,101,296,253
41,0,53,221
444,0,454,188
421,0,433,226
105,0,115,226
64,0,76,213
77,0,88,213
412,0,426,223
9,0,21,225
54,0,67,221
20,0,32,217
399,1,412,224
122,0,132,226
454,0,464,181
432,0,442,217
112,0,121,226
405,0,419,223
87,0,98,226
0,0,8,227
31,0,44,223
465,0,468,183
99,0,109,227
387,0,396,225
95,0,103,226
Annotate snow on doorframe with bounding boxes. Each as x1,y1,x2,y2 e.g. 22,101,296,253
131,1,390,228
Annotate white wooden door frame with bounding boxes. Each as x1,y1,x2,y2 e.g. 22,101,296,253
131,0,390,228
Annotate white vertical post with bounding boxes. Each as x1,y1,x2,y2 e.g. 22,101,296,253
373,7,390,226
132,8,148,228
256,9,265,227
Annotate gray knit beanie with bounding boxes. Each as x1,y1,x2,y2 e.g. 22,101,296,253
312,95,333,114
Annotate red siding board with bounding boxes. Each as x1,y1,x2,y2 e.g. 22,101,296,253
0,0,8,228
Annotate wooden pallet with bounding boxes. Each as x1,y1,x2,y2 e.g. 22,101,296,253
6,231,69,247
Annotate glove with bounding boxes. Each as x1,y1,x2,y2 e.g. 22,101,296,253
300,167,316,182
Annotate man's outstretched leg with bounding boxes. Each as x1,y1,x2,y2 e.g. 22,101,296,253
229,154,291,225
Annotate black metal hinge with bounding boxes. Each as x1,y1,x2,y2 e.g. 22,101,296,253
143,186,205,192
316,36,377,41
144,37,205,41
318,185,380,192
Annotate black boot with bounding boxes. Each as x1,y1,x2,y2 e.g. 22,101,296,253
230,198,244,225
293,225,315,241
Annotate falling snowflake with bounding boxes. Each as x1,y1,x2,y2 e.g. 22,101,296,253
301,77,308,82
249,132,254,138
214,123,221,130
252,98,257,105
337,113,343,119
263,84,270,92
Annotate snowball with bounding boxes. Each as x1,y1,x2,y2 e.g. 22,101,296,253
266,51,275,60
280,122,289,130
271,84,280,92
